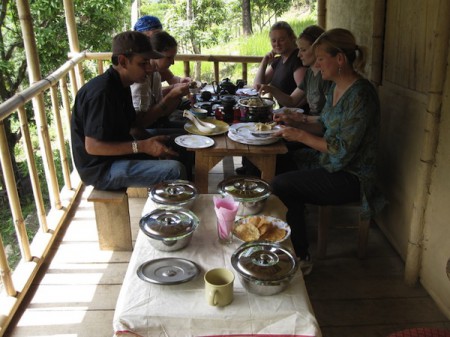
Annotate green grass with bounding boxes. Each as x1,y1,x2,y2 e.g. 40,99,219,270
170,12,317,84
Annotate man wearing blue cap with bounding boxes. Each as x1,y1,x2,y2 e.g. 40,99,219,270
71,31,187,190
134,15,191,87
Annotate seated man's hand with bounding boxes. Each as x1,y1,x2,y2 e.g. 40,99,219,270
141,135,179,158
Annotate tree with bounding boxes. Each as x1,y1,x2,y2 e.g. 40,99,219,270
0,0,130,194
251,0,291,32
242,0,252,36
162,0,231,79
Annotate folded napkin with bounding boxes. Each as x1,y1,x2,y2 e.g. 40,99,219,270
213,196,239,239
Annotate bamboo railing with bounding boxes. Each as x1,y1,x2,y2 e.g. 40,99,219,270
0,51,262,335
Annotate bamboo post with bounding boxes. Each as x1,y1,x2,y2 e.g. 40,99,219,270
50,85,72,190
370,0,386,85
242,63,248,83
17,0,62,210
183,61,191,79
214,62,219,83
317,0,326,29
63,0,85,85
59,77,72,130
0,122,31,261
69,68,79,98
0,235,16,296
18,106,48,233
97,59,104,75
59,76,75,169
404,0,450,285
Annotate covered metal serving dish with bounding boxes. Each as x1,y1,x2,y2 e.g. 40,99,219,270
238,97,274,123
231,241,298,296
139,208,199,251
217,176,271,216
150,180,198,209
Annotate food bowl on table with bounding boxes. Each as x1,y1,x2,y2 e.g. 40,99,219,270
232,215,291,243
231,241,298,296
217,176,271,216
237,97,275,123
149,180,198,210
190,107,208,119
139,207,199,252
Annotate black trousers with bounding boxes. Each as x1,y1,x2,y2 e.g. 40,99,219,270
271,168,361,258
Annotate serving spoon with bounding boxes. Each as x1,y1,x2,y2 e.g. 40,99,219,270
183,110,217,134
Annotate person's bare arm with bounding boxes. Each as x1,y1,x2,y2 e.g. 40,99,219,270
85,135,178,158
273,126,328,153
135,83,189,127
253,52,276,89
260,85,305,107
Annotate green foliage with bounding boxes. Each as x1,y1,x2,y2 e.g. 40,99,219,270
169,12,317,84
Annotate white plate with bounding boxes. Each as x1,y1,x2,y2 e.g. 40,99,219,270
228,123,280,145
273,107,304,114
233,215,291,243
175,135,214,149
236,88,258,96
228,128,280,146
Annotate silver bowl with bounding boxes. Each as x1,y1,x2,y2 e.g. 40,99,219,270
231,241,298,296
139,208,199,252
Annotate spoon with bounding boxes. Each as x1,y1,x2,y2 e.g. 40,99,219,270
183,110,217,134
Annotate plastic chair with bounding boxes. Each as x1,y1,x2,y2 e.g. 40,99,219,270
317,201,370,259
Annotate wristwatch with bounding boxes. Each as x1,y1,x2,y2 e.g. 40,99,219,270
132,140,139,154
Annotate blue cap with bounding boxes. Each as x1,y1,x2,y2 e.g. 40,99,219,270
134,15,163,32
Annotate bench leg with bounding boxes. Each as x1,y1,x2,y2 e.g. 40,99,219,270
93,194,132,251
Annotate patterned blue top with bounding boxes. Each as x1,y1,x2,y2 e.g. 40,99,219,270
319,78,386,217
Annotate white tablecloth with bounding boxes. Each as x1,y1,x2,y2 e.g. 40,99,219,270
113,195,321,337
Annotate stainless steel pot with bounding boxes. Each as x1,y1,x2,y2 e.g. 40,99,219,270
139,208,199,252
217,176,271,216
150,180,198,209
231,241,298,296
238,97,274,123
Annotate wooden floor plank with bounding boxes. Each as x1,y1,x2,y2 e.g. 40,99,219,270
7,158,450,337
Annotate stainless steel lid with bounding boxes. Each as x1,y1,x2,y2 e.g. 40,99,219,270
137,257,199,285
231,241,298,281
150,180,198,205
140,208,199,240
217,176,271,202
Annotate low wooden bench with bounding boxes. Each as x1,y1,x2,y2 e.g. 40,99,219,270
87,188,133,251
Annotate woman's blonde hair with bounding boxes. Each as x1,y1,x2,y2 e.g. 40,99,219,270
313,28,367,73
270,21,297,41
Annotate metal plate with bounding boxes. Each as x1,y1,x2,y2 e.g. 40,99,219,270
137,258,200,285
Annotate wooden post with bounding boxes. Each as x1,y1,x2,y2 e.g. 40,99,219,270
17,0,62,210
317,0,326,29
404,0,450,286
370,0,386,86
63,0,85,85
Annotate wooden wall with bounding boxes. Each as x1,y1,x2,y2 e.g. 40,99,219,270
323,0,450,319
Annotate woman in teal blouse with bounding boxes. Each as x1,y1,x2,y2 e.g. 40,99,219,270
271,28,386,274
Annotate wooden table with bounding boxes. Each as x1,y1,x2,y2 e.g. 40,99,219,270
113,194,321,337
188,133,288,193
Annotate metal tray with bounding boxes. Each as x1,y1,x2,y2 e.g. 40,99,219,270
137,257,199,285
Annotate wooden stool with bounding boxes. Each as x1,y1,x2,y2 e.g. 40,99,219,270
88,189,132,251
317,201,370,259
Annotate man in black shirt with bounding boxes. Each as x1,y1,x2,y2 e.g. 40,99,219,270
71,31,186,190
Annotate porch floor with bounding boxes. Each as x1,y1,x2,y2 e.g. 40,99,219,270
6,157,450,337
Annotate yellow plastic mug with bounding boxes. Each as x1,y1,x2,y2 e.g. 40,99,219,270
204,268,234,307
